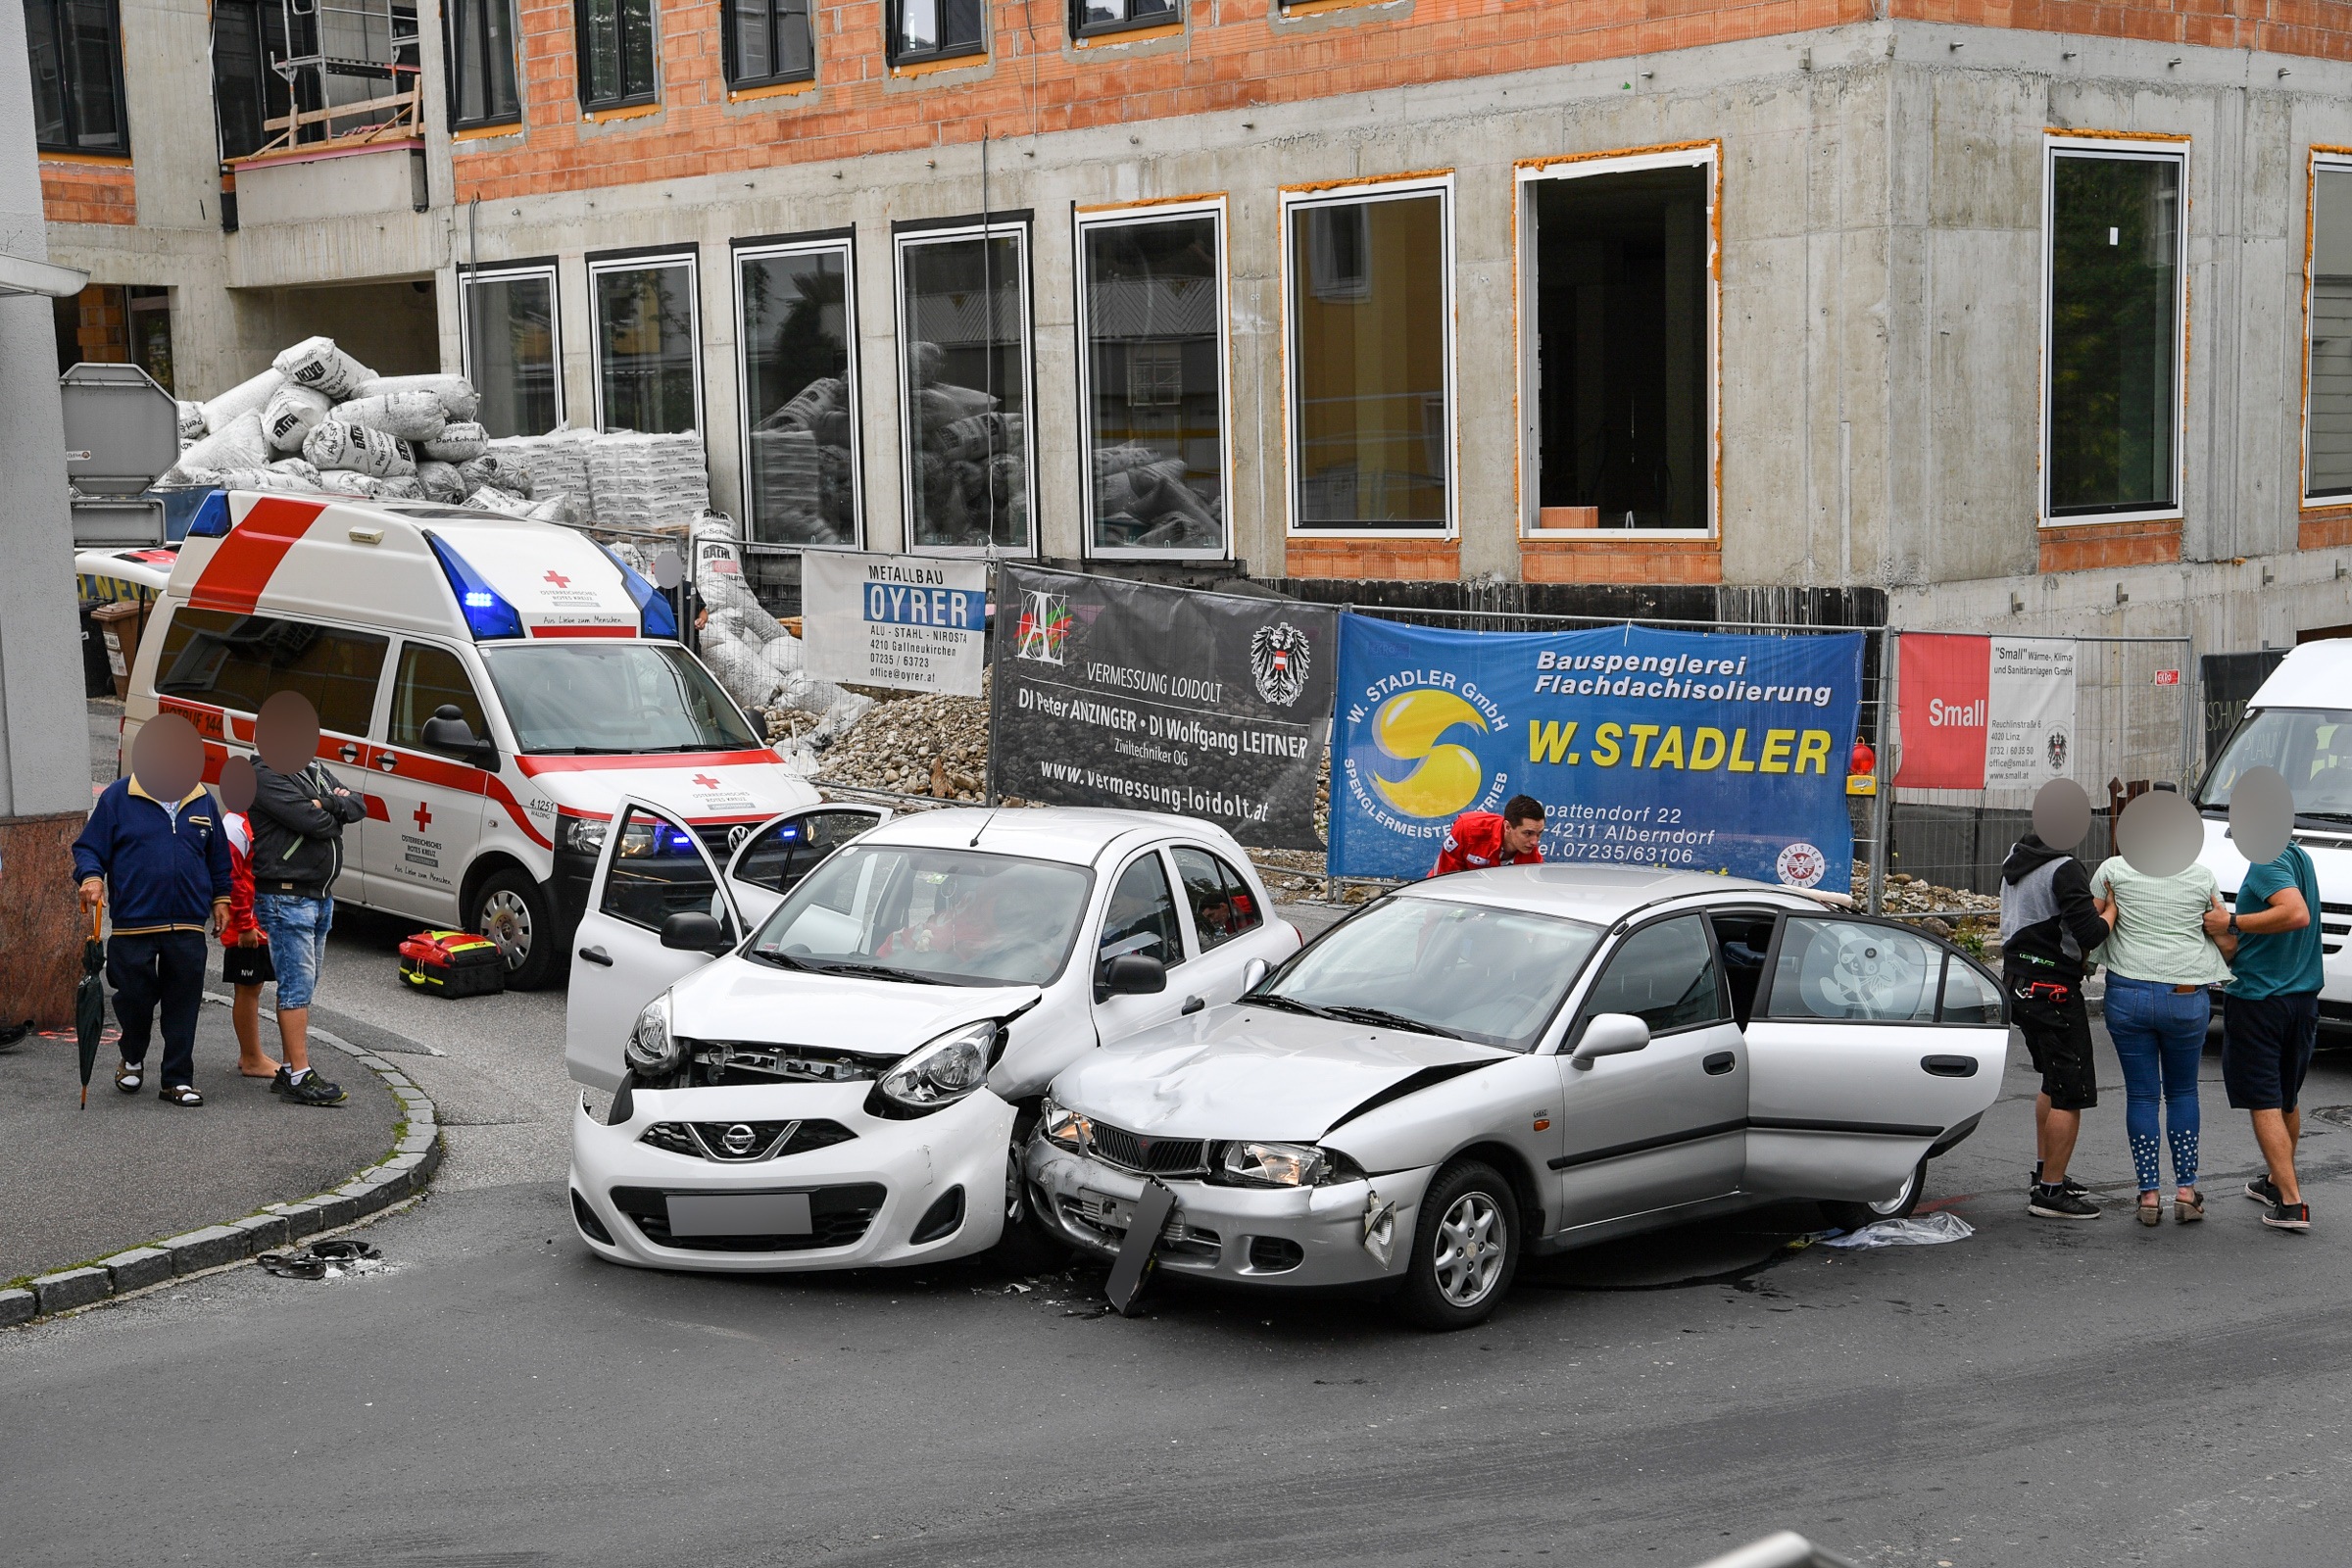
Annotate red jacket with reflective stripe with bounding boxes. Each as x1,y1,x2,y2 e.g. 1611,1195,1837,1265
1428,812,1543,877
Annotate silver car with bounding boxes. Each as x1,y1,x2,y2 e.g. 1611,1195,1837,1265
1026,865,2009,1330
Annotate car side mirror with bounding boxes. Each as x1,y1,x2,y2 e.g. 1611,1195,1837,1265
420,705,498,770
1570,1012,1650,1069
1096,953,1167,1002
1241,956,1270,992
660,911,732,955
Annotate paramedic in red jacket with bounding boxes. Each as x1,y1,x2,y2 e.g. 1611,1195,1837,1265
1429,796,1547,877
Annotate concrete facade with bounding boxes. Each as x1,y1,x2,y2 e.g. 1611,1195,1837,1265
35,3,2352,659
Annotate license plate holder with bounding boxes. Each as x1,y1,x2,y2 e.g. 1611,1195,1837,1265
665,1191,813,1237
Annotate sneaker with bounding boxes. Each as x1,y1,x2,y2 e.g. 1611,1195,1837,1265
2029,1184,2102,1220
2264,1200,2312,1231
2029,1169,2092,1200
281,1071,347,1107
2246,1176,2281,1205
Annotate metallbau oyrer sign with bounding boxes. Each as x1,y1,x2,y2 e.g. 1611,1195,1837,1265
1330,617,1866,886
802,551,989,696
990,565,1337,850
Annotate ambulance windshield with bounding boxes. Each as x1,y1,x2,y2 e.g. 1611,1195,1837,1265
479,644,762,755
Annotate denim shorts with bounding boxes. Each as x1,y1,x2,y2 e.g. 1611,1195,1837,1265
253,893,333,1009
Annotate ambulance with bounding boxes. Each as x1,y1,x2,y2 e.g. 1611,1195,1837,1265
122,490,883,989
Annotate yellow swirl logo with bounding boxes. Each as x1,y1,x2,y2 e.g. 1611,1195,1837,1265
1370,689,1489,818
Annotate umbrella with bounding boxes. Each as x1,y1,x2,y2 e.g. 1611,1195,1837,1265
76,899,106,1108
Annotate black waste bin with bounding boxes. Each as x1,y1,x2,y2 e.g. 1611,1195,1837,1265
78,606,116,698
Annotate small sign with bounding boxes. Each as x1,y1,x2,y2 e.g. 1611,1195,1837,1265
1846,774,1879,797
2153,668,2180,686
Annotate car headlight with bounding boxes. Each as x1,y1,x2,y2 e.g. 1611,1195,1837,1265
1218,1140,1329,1188
559,815,608,856
1039,1095,1092,1152
622,993,683,1077
873,1019,1003,1114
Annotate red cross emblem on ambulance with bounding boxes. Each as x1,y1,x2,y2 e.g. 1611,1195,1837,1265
691,774,720,790
414,801,433,833
544,570,570,589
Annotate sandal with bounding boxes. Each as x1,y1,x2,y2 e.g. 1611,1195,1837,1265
158,1084,203,1107
2138,1194,2163,1227
2176,1190,2205,1223
115,1060,143,1094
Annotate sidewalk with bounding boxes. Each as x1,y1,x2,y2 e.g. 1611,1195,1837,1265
0,998,400,1285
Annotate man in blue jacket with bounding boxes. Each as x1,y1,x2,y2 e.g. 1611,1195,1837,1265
73,715,230,1106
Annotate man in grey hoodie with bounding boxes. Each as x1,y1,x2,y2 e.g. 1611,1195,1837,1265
2001,824,2119,1220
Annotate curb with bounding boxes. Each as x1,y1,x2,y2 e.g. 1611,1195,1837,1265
1,1030,444,1331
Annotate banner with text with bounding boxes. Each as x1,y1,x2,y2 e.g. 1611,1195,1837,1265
803,551,989,696
1892,633,2078,791
990,566,1337,850
1330,617,1866,886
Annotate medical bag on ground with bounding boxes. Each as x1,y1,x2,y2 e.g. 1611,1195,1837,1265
398,930,506,999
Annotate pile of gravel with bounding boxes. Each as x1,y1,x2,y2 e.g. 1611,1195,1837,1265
813,687,991,801
1852,869,2001,915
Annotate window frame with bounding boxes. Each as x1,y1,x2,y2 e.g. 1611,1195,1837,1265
151,607,389,739
1752,913,1995,1029
733,230,863,551
27,0,132,156
1571,911,1729,1042
458,259,566,437
1278,172,1457,541
1068,0,1178,42
2038,133,2191,530
892,214,1039,558
445,0,523,129
1513,143,1721,541
586,245,705,437
886,0,986,68
2303,148,2352,510
573,0,661,112
1098,845,1189,971
387,637,491,755
721,0,815,88
1073,195,1233,562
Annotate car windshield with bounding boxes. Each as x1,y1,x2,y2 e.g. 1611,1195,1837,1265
2196,707,2352,823
1252,895,1604,1052
479,644,760,755
747,845,1095,988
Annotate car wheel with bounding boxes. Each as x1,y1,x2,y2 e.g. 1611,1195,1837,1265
472,867,563,991
1819,1154,1929,1233
981,1113,1071,1272
1389,1160,1519,1332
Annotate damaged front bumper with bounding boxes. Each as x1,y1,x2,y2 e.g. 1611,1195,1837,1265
570,1081,1015,1273
1024,1139,1439,1290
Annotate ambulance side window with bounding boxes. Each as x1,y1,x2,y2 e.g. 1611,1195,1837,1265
152,607,386,736
390,644,489,754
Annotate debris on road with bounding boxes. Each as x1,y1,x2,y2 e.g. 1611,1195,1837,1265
1820,1211,1975,1250
258,1239,387,1280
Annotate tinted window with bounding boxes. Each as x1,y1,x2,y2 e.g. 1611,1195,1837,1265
1764,918,1940,1023
1101,851,1183,967
734,809,878,895
390,643,488,753
154,607,386,736
1580,915,1723,1034
1171,845,1261,953
1938,957,2005,1025
600,807,723,931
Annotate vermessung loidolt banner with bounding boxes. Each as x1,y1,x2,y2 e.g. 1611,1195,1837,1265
802,550,990,697
1330,616,1867,886
990,565,1338,850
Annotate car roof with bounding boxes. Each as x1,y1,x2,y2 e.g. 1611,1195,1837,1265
858,805,1236,866
2250,638,2352,711
1392,863,1829,923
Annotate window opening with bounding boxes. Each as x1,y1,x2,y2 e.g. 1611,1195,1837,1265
898,223,1034,552
448,0,520,125
25,0,129,154
890,0,982,64
725,0,812,86
577,0,657,109
461,265,563,438
738,241,858,546
592,254,701,435
2310,162,2352,503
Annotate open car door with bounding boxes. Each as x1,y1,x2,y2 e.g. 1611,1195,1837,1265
721,805,891,929
564,798,745,1090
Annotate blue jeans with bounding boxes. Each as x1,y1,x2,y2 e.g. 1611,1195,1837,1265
2104,974,2209,1192
253,893,332,1010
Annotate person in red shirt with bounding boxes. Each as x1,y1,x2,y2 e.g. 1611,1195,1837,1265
1430,795,1547,877
218,758,281,1079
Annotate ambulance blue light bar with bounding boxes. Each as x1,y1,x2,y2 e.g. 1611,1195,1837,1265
424,532,525,640
184,490,232,538
597,543,678,638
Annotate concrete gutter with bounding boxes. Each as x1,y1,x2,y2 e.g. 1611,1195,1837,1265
0,1032,444,1328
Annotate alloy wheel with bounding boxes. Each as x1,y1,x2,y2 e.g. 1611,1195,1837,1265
1431,1191,1506,1307
481,888,534,970
1868,1164,1920,1217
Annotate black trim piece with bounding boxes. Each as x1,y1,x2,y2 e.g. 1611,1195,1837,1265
1748,1115,1943,1139
1927,1111,1984,1158
892,210,1036,235
460,254,560,276
1921,1054,1979,1078
585,240,703,265
1549,1118,1747,1172
1322,1060,1498,1135
731,225,858,250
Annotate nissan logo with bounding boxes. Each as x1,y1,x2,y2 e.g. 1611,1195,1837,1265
720,1123,759,1156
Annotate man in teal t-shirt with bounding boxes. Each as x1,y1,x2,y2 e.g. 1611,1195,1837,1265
2205,843,2326,1230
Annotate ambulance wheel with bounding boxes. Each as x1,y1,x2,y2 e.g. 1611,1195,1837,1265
472,868,562,991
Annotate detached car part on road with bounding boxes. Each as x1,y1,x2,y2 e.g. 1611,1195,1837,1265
1028,866,2008,1329
566,806,1299,1271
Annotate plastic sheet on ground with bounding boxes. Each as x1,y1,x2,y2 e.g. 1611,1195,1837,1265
258,1238,387,1280
1819,1210,1975,1249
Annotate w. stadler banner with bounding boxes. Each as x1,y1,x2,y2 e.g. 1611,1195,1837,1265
990,565,1339,850
1330,618,1866,886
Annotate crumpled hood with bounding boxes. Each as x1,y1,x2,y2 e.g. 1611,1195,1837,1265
669,955,1037,1060
1052,1005,1509,1143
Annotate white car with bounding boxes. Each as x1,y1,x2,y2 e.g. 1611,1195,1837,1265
565,804,1299,1271
1028,866,2009,1329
